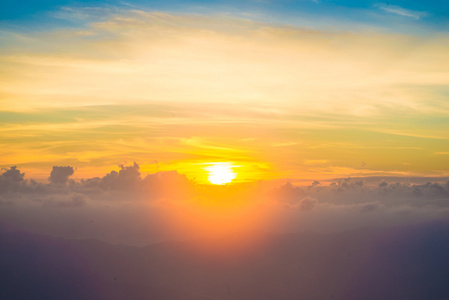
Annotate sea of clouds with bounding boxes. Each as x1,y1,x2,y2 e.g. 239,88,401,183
1,163,448,245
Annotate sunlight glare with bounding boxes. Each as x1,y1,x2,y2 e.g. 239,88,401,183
205,163,237,185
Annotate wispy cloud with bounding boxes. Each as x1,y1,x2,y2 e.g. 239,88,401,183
1,8,449,181
376,3,428,19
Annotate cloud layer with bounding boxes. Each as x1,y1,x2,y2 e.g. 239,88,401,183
1,164,448,245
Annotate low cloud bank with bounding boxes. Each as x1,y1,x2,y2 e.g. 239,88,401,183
1,164,448,244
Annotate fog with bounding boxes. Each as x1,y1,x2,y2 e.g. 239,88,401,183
1,164,448,245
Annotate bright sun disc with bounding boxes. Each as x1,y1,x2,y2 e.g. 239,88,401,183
205,163,237,185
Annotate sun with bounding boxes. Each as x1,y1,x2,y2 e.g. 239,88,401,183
205,163,237,185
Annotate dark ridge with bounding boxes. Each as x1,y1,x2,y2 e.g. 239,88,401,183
1,221,449,300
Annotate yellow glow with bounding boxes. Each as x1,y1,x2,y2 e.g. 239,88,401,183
158,182,276,254
1,11,448,181
205,163,237,185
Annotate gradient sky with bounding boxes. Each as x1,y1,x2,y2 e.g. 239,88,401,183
1,0,449,184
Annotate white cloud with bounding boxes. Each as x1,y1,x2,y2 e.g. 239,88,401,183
376,3,428,19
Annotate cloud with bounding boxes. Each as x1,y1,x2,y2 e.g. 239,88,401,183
1,8,447,114
376,3,428,19
0,166,24,182
272,182,316,210
0,166,26,193
1,164,449,245
37,193,87,208
80,163,191,199
297,196,316,210
0,166,24,184
3,165,449,211
1,8,449,182
49,166,74,185
100,162,141,190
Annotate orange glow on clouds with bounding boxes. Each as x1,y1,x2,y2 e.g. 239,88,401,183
157,182,275,253
1,9,449,183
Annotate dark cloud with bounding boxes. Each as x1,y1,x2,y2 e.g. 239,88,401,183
0,166,25,192
336,178,364,191
49,166,74,185
1,166,24,182
306,178,449,210
79,163,191,200
100,162,141,190
378,181,388,188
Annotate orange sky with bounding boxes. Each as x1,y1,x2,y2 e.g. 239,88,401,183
1,9,449,184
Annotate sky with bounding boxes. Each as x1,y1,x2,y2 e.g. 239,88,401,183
2,5,449,300
1,0,449,184
1,0,449,244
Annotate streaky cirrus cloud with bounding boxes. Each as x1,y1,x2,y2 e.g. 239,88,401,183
1,7,449,183
1,8,448,114
375,3,428,19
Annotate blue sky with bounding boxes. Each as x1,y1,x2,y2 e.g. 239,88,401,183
1,0,448,33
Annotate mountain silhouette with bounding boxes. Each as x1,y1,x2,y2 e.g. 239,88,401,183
1,221,449,300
